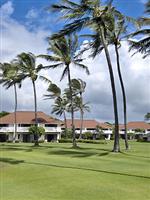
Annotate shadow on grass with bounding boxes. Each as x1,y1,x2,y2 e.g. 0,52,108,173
26,161,150,180
120,152,150,159
0,157,24,164
1,157,149,180
47,149,111,158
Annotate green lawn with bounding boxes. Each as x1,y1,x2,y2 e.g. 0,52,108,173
0,141,150,200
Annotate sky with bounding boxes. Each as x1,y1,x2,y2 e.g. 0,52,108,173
0,0,150,123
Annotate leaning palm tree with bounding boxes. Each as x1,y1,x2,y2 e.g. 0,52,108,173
39,35,89,147
0,62,21,143
50,0,120,151
128,2,150,58
16,52,43,146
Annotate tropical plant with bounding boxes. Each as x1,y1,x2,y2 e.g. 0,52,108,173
0,62,21,143
41,76,69,138
39,35,89,147
0,111,9,118
144,112,150,121
50,0,120,151
16,52,44,146
128,2,150,58
28,125,45,138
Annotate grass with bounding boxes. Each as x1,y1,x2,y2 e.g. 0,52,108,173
0,140,150,200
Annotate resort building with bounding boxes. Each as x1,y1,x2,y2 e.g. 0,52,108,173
119,121,150,140
63,119,112,139
0,111,62,142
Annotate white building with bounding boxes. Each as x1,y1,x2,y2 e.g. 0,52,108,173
0,111,62,142
63,119,112,139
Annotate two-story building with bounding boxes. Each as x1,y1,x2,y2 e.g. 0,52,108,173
0,111,62,142
119,121,150,140
63,119,112,139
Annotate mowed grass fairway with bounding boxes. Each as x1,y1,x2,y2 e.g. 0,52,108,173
0,141,150,200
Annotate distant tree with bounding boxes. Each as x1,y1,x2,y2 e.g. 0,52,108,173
29,126,45,142
0,111,9,118
144,112,150,121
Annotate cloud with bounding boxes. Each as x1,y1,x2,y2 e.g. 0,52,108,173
0,1,14,17
0,1,149,123
26,9,39,19
139,0,147,4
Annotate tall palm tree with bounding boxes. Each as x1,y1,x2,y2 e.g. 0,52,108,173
16,52,43,146
128,2,150,58
39,35,89,147
50,0,120,151
0,62,21,142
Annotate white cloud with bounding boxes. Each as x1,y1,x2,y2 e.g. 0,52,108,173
0,1,14,17
0,1,149,123
26,9,39,19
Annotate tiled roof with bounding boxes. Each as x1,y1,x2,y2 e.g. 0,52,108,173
64,119,111,129
0,111,61,124
119,121,150,130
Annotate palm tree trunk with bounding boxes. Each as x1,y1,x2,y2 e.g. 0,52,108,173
13,84,17,143
79,110,84,139
32,80,39,146
63,111,67,138
67,65,77,147
115,44,129,150
79,93,83,139
100,27,120,152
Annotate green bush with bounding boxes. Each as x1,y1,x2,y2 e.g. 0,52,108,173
83,132,93,140
58,139,72,143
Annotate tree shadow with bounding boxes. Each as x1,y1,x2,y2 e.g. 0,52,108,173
0,157,24,165
48,148,112,158
120,152,150,159
26,161,150,180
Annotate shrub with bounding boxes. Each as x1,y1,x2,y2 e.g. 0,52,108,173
58,139,72,143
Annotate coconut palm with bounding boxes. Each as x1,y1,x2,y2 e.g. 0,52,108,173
70,79,89,138
16,52,44,146
0,62,21,142
73,96,90,139
50,0,120,151
128,2,150,58
42,77,68,136
39,35,89,147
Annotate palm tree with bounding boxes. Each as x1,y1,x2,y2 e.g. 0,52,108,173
104,13,129,149
70,79,89,138
50,0,120,151
16,52,43,146
73,96,90,139
0,62,21,142
39,35,89,147
128,2,150,58
42,77,68,137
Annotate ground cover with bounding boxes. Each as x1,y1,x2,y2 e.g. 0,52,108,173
0,141,150,200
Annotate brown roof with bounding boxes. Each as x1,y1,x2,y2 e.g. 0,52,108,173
64,119,111,129
0,111,61,124
120,121,150,130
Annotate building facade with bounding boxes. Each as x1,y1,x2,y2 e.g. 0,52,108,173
0,111,62,142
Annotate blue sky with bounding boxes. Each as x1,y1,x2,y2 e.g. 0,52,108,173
0,0,147,33
0,0,149,122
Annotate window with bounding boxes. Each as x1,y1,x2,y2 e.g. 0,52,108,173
20,124,32,127
0,124,9,127
45,124,57,127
